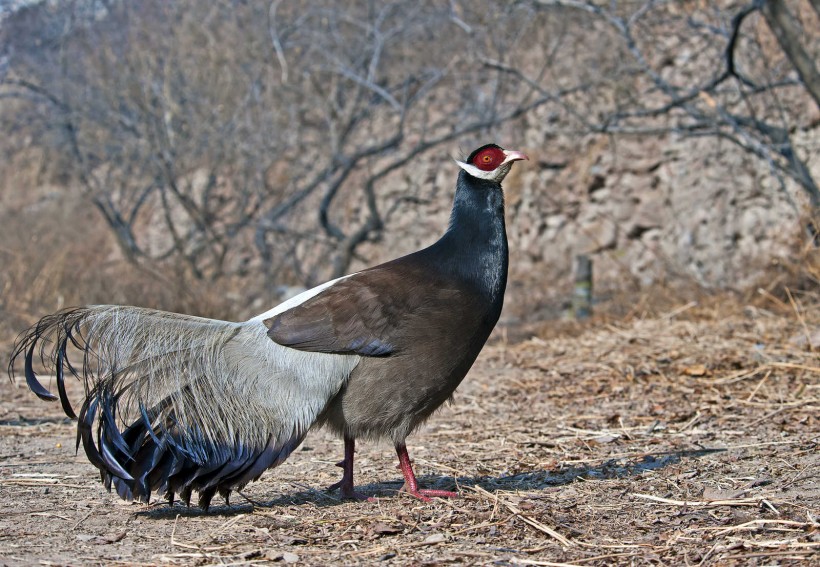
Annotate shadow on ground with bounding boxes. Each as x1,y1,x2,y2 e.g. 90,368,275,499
137,448,724,519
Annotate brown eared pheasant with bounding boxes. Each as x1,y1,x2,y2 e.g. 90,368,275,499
9,144,529,509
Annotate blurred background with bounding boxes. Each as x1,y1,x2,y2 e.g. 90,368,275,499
0,0,818,347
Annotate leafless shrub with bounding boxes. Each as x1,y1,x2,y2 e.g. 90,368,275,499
0,0,817,319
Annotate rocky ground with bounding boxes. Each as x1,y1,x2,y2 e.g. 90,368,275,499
1,295,818,566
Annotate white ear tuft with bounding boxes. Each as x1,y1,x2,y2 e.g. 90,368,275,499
455,159,496,181
455,159,513,183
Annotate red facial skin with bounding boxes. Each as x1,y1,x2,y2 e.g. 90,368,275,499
471,147,507,171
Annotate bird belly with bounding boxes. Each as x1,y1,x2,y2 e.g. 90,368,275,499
318,346,482,444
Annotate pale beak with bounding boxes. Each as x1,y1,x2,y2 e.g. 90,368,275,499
502,150,530,164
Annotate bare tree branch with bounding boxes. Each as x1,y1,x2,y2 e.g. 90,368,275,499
761,0,820,110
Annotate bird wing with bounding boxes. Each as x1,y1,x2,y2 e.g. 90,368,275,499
264,261,464,357
10,305,359,509
265,274,397,356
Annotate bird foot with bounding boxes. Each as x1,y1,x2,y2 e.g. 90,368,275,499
326,437,375,501
326,480,375,502
344,489,376,502
399,485,459,502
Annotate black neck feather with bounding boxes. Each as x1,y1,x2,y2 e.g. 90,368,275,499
427,171,509,305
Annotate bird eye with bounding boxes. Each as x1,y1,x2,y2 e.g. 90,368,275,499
472,148,504,171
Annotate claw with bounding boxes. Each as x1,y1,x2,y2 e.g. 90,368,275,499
399,486,458,502
338,486,375,502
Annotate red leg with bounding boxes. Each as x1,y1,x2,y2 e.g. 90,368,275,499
327,437,373,501
396,443,458,501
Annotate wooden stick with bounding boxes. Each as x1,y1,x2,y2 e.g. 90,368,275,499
632,493,761,507
471,486,574,547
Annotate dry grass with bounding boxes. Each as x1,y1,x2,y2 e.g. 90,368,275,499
0,191,258,356
1,288,818,566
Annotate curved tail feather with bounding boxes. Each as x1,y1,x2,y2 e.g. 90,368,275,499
9,306,359,509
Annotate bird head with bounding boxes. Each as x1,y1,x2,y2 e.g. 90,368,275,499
455,144,529,183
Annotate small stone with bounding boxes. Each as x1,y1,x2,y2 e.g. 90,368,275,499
423,533,446,544
281,551,299,563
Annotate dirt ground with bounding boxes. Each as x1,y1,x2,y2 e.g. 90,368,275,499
1,297,818,566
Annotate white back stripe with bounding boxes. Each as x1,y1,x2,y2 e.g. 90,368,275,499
248,273,357,322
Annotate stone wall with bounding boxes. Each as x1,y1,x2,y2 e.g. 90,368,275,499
510,133,810,287
359,126,817,319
